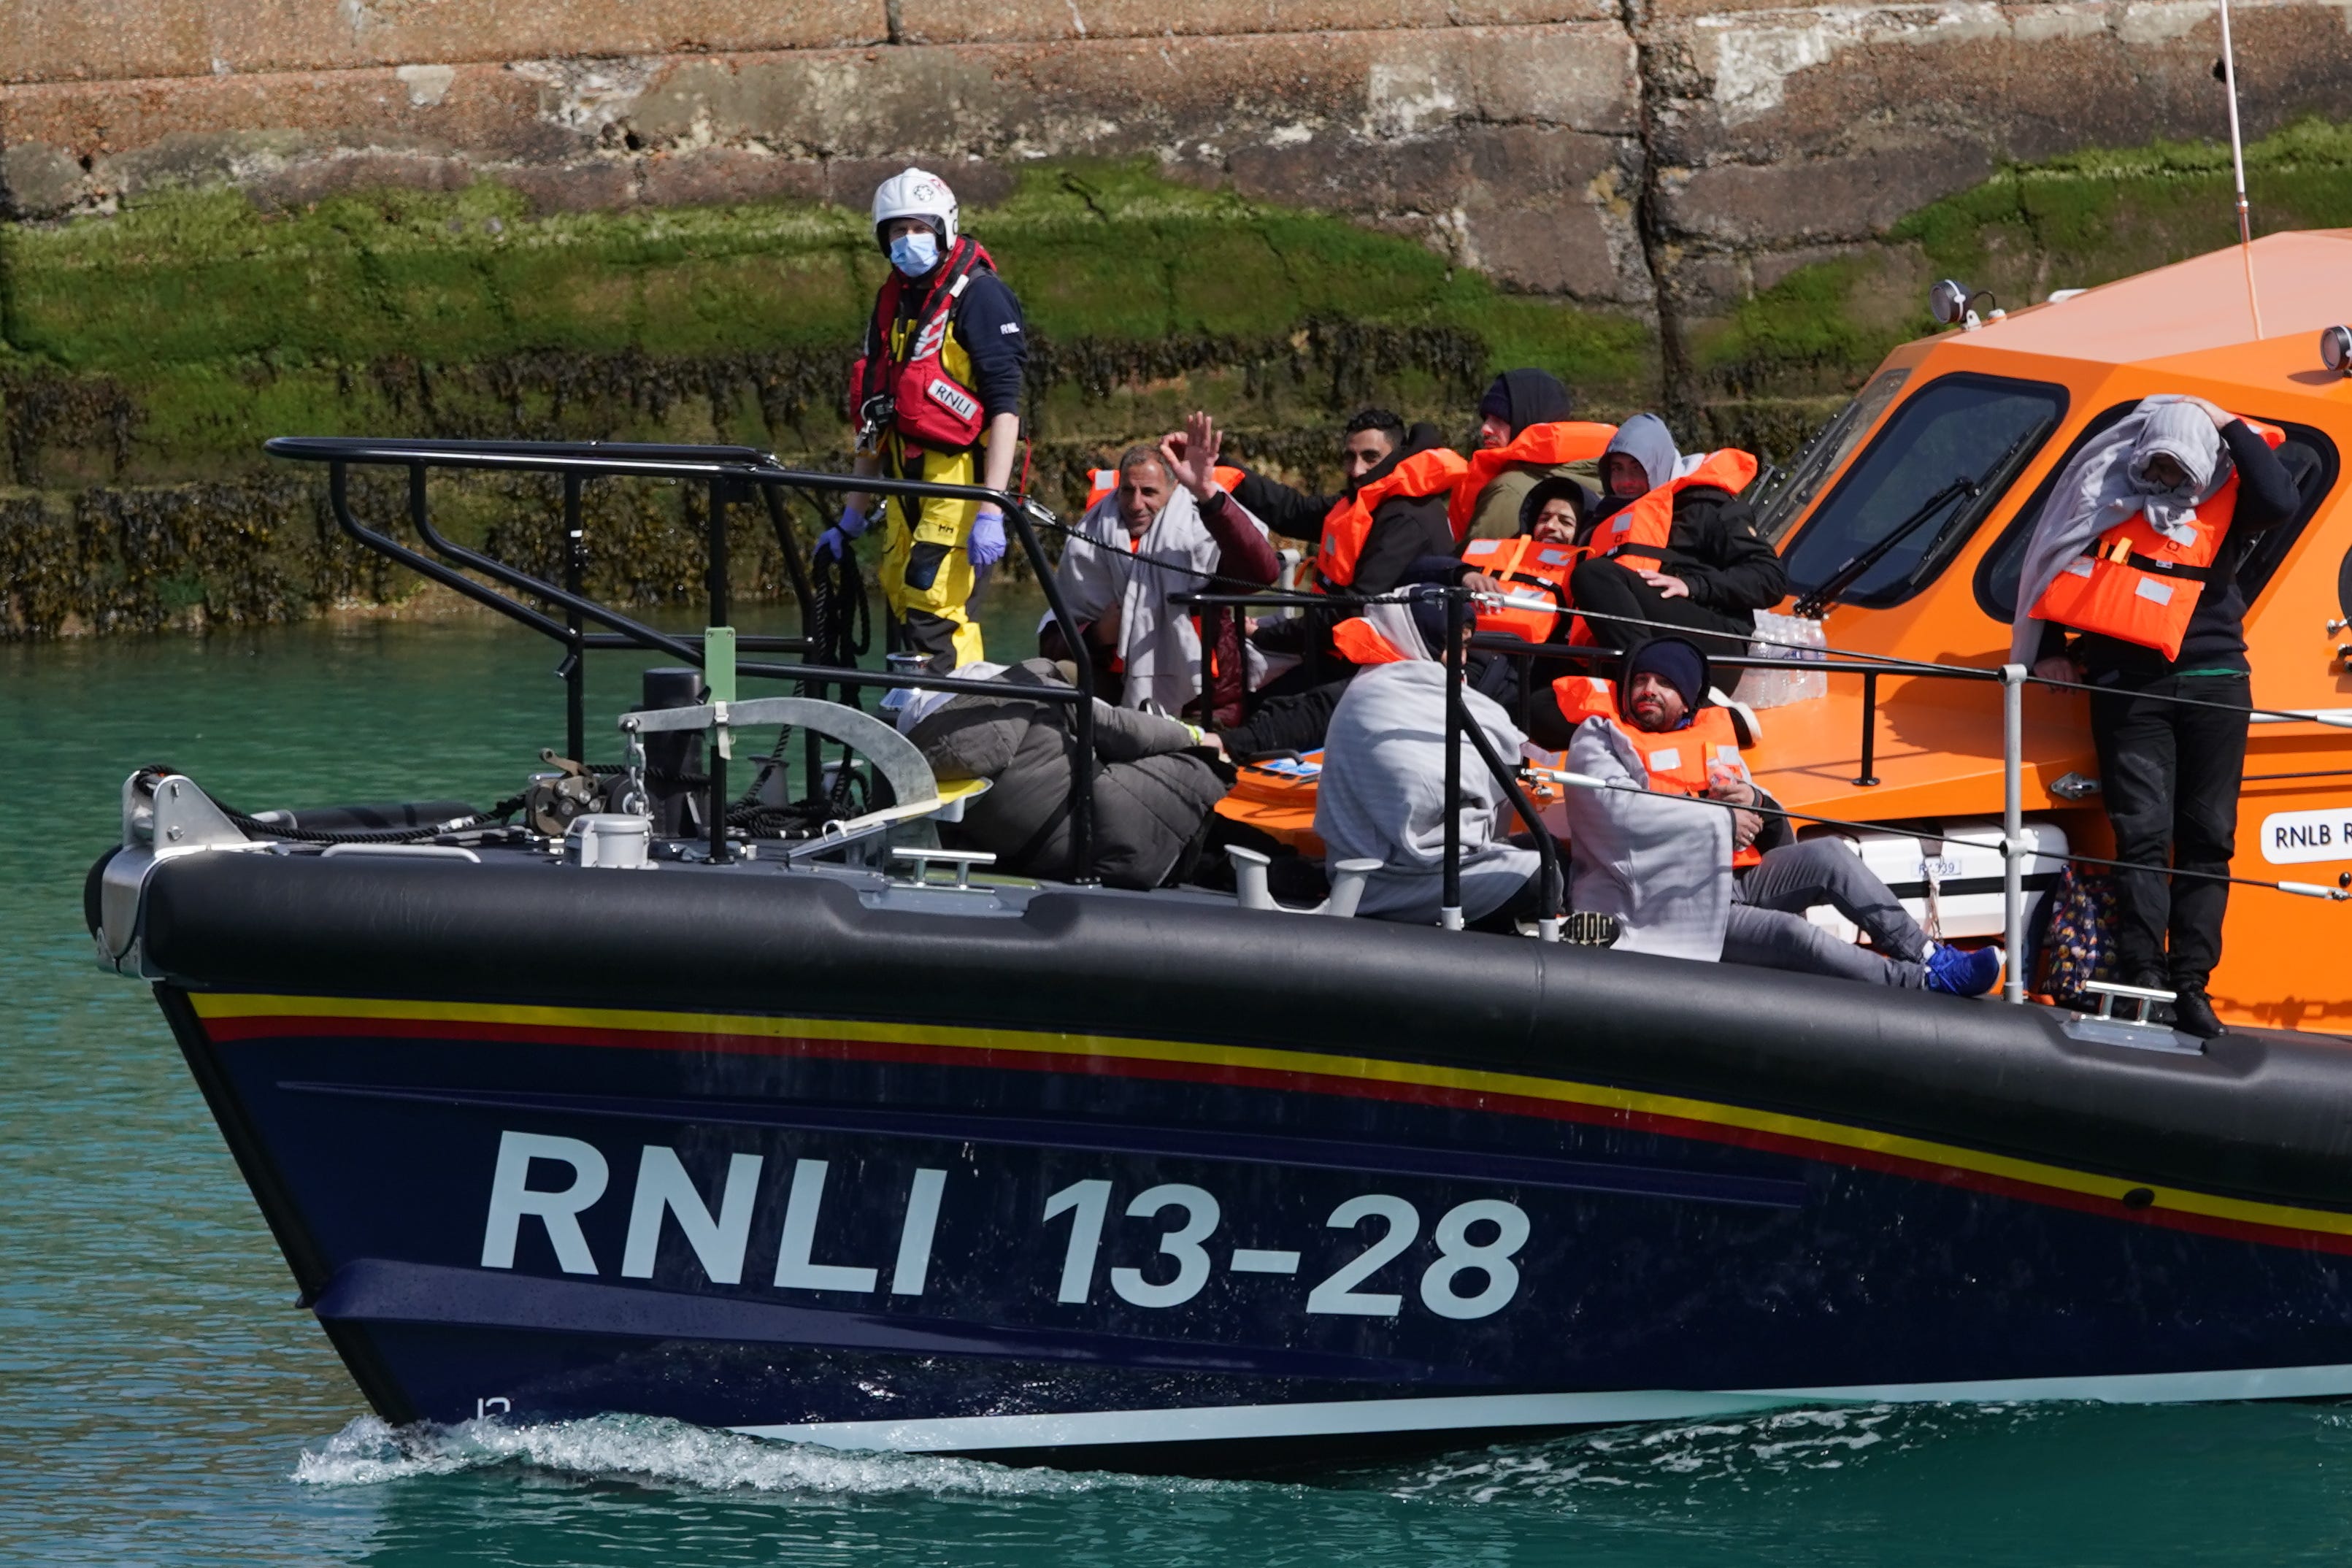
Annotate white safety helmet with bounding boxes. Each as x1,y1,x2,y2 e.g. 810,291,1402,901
870,167,958,252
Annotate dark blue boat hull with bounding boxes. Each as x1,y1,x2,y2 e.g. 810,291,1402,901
161,981,2352,1461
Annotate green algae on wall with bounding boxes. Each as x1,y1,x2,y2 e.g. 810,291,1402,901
1,163,1650,483
0,161,1657,637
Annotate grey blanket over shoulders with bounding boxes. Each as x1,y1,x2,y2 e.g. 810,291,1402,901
1315,661,1540,924
907,659,1225,890
1562,715,1732,958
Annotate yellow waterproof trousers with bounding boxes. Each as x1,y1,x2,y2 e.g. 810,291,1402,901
879,442,986,670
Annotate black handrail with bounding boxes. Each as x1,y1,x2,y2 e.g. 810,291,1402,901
275,436,1100,880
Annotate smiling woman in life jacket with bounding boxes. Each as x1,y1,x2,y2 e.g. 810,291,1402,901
823,168,1029,672
1534,637,2005,994
1522,476,1597,545
2015,395,2300,1037
1566,415,1786,653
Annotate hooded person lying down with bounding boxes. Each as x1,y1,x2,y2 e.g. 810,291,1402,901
1541,637,2003,993
893,660,1228,891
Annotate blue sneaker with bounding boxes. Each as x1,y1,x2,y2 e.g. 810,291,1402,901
1925,943,2004,996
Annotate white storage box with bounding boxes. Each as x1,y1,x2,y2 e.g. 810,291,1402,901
1801,819,2067,944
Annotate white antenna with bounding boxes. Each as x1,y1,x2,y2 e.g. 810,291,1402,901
2218,0,2264,336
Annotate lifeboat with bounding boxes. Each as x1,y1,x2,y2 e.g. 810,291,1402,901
85,237,2352,1475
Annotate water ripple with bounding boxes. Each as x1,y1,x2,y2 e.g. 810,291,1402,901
295,1413,1246,1500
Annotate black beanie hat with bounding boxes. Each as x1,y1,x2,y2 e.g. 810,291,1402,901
1477,368,1574,439
1624,637,1710,722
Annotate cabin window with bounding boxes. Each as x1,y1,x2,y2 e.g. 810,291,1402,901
1778,374,2067,609
1975,408,2340,623
1753,368,1910,544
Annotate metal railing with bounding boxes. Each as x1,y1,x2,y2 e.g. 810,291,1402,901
1185,582,2349,991
1493,598,2351,998
265,437,1105,878
266,435,2350,981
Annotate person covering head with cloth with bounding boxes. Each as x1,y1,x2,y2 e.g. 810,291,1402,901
826,168,1030,672
2014,394,2299,1038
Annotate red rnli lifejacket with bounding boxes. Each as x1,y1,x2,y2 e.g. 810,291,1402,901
1461,536,1583,642
846,237,999,456
1551,674,1759,864
2027,418,2286,661
1315,448,1471,589
1082,464,1248,515
1448,420,1618,539
1588,448,1761,569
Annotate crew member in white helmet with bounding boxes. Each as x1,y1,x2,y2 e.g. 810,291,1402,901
822,168,1029,670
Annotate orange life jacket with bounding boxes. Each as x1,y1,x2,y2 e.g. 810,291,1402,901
1082,464,1248,515
846,237,1000,456
1550,675,1760,865
1315,448,1471,589
1447,420,1618,539
1586,448,1762,569
1461,536,1583,642
2026,418,2286,661
1213,750,1326,857
1329,616,1417,666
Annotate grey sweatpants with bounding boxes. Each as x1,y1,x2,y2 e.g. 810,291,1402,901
1723,838,1929,988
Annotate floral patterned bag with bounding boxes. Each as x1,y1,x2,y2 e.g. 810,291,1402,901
2029,863,2119,1007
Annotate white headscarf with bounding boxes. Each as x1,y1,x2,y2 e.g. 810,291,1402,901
2007,395,2230,663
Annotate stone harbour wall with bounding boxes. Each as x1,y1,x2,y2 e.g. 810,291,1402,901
10,1,2351,323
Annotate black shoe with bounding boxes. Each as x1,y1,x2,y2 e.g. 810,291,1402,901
2172,989,2224,1039
2127,969,2175,1026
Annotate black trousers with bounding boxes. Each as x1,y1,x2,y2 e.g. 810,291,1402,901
2086,671,2251,993
1566,558,1753,653
1218,679,1350,760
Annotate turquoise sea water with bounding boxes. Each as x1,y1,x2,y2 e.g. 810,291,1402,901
12,609,2352,1564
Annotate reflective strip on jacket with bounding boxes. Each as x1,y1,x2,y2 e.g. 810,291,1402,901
1549,674,1759,865
1461,535,1583,642
1315,448,1471,589
2027,418,2286,661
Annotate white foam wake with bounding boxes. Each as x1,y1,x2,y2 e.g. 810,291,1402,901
1384,1401,2049,1504
293,1412,1242,1498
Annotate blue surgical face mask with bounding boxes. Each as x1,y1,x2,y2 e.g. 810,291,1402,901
888,231,939,277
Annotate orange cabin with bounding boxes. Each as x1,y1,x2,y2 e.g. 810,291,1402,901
1745,230,2352,1032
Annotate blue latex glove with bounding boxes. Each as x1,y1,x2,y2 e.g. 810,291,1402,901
815,504,868,561
969,504,1007,569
